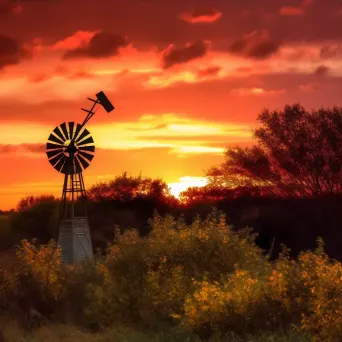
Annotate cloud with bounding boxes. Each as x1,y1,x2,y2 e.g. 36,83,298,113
279,6,304,16
196,66,221,78
146,65,223,89
0,2,22,16
63,31,129,59
279,0,314,16
170,146,225,155
314,65,329,76
228,30,280,60
52,30,97,50
0,143,45,154
27,69,95,83
161,41,208,69
0,34,30,69
178,8,222,23
320,44,342,59
298,82,321,91
230,88,285,96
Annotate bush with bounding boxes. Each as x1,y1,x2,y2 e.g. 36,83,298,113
100,209,269,330
1,209,342,341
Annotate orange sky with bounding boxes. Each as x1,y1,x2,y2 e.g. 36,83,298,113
0,0,341,209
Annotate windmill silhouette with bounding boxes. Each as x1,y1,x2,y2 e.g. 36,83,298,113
46,91,114,264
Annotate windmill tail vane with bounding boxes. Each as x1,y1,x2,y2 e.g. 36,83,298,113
45,91,114,264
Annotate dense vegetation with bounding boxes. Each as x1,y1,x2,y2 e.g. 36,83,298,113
1,104,342,341
2,210,337,341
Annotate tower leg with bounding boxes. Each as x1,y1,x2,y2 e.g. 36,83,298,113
57,172,93,264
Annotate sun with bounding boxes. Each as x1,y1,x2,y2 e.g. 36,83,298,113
167,176,208,199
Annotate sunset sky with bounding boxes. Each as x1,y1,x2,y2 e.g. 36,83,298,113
0,0,341,209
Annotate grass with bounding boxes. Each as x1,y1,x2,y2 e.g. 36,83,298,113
0,319,313,342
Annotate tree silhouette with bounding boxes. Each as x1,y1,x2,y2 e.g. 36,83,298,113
87,172,171,202
207,103,342,197
16,195,57,212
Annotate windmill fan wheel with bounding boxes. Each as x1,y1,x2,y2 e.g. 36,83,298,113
46,122,95,175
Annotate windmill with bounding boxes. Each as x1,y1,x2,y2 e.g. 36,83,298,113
46,91,114,264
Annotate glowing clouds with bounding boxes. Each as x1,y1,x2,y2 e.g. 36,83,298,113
179,9,222,23
52,30,98,51
230,88,285,96
279,0,314,16
91,114,252,156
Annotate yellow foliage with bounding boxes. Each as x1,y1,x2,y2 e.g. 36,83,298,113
2,212,342,340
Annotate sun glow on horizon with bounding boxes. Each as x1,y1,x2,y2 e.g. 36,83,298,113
168,176,208,199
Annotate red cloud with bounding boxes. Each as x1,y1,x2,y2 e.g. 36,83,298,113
197,66,221,78
161,41,208,69
27,69,94,83
314,65,329,76
320,44,342,59
279,0,314,16
0,2,22,16
279,6,304,16
63,31,129,59
52,30,97,50
228,30,280,60
0,34,31,70
299,82,321,91
179,8,222,23
0,143,45,154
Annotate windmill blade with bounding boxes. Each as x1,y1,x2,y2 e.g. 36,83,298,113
73,124,83,142
78,136,94,146
76,155,90,170
78,150,94,162
48,133,64,145
75,128,90,144
79,145,95,153
53,126,66,142
47,142,63,150
54,155,67,172
47,149,63,159
68,122,75,140
74,157,83,173
49,153,64,166
60,122,69,140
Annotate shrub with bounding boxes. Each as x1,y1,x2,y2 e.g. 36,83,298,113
103,209,269,329
2,209,342,341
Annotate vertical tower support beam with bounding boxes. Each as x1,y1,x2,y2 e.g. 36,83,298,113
57,172,93,264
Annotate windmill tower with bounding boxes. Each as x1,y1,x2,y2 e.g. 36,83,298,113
46,91,114,264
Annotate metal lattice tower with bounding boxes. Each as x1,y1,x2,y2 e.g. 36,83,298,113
46,91,114,264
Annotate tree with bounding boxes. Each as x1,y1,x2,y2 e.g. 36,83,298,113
10,196,59,244
207,103,342,197
87,172,171,202
16,195,57,212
